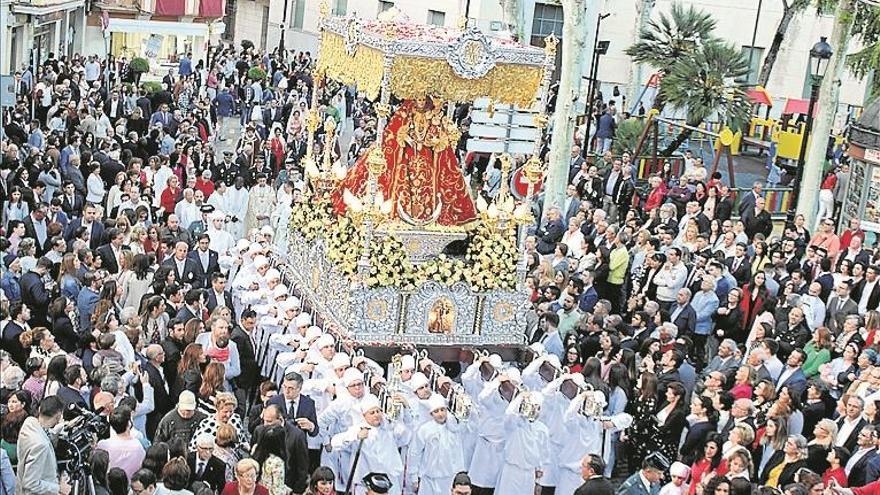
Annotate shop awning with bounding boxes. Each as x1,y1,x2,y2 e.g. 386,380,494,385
747,86,773,107
107,18,208,36
783,98,819,117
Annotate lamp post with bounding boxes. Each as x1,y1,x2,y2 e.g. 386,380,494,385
581,12,610,158
788,37,833,224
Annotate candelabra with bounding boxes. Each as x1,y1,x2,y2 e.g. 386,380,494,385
344,145,391,278
305,116,347,195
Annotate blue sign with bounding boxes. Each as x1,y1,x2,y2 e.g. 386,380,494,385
0,75,15,106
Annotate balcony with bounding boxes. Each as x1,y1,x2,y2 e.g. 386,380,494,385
96,0,222,17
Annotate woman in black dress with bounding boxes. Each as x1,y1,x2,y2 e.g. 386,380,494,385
625,371,659,470
655,381,689,462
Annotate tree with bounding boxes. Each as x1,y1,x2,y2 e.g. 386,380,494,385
798,0,856,227
846,3,880,98
757,0,812,88
625,1,717,110
659,40,753,156
544,0,589,213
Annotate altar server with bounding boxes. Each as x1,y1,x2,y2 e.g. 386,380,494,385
467,369,520,493
319,368,370,493
534,373,586,494
331,394,412,495
407,395,465,495
555,392,633,495
495,391,550,494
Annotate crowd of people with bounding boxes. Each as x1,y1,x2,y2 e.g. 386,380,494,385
2,30,880,495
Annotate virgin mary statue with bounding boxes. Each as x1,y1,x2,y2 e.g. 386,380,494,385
331,98,477,226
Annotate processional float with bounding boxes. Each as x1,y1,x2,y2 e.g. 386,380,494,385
273,1,557,359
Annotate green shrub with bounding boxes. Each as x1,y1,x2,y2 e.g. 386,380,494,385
141,81,163,94
129,57,150,73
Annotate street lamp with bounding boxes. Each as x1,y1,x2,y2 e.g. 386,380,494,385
582,12,611,158
788,36,833,223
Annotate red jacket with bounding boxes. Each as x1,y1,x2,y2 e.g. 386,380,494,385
221,481,270,495
160,186,180,215
645,184,668,211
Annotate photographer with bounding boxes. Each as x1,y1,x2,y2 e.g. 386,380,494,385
16,396,71,495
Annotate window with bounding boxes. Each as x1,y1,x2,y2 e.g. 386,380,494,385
529,2,563,47
333,0,347,16
530,3,563,80
292,0,306,29
379,0,394,13
427,9,445,26
740,46,764,85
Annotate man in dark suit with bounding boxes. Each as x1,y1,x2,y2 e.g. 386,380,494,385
725,243,752,286
174,290,204,324
186,234,220,289
846,424,878,487
534,206,565,255
737,182,763,217
826,282,860,335
187,435,226,493
1,302,30,366
266,370,321,470
143,344,173,439
775,348,808,398
561,184,582,223
57,365,89,416
852,265,880,314
574,454,613,495
162,241,201,288
59,181,85,219
19,257,53,327
205,272,234,313
837,396,869,453
257,404,309,493
741,196,773,239
22,206,51,256
836,235,871,271
63,202,105,250
670,288,697,338
95,227,128,275
230,309,261,399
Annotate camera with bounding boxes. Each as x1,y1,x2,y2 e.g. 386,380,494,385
54,404,109,486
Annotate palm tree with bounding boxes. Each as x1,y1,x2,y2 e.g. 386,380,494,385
659,40,753,156
625,1,718,110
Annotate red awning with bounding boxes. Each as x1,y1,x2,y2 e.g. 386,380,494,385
747,88,772,107
783,98,819,117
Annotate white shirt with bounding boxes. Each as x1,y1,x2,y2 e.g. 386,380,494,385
859,280,877,314
845,447,874,475
836,416,861,447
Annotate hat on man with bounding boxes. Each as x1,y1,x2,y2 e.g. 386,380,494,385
643,452,671,472
222,150,234,157
260,225,274,236
295,313,312,328
200,204,215,214
315,334,335,349
399,355,415,371
342,368,364,387
427,394,446,412
358,394,381,414
179,391,197,411
362,473,393,494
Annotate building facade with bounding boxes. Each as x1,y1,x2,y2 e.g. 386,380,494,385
271,0,872,115
0,0,88,74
